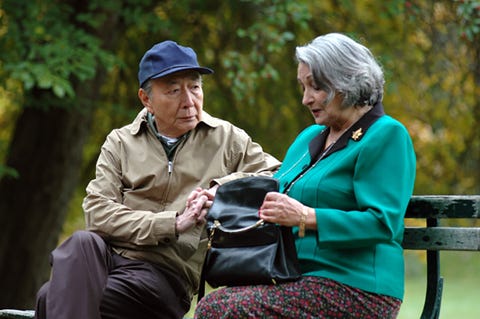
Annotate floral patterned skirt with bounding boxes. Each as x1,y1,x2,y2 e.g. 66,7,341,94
194,276,401,319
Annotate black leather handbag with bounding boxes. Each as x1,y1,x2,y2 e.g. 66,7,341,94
202,176,301,292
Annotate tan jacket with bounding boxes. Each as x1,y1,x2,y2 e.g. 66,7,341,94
83,108,280,298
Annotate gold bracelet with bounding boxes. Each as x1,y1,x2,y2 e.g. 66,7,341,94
299,207,308,238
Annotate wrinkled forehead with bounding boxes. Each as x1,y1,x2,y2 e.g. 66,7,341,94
159,70,202,83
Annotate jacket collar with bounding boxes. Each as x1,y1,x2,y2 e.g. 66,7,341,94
129,108,221,135
308,102,385,162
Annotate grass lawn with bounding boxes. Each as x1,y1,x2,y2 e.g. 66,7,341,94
399,251,480,319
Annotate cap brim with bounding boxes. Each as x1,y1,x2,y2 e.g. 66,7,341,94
150,66,214,81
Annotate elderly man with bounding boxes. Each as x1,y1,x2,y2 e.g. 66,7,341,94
34,41,280,319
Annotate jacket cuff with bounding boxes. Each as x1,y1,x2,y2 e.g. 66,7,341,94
153,211,178,244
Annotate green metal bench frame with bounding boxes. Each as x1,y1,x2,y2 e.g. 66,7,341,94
402,195,480,319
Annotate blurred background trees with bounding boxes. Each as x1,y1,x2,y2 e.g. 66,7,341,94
0,0,479,310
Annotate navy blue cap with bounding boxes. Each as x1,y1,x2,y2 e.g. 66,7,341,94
138,41,214,87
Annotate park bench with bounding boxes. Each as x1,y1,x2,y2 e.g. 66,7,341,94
1,195,479,319
402,195,480,319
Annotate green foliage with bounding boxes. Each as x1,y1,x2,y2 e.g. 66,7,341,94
0,164,17,179
457,0,480,41
223,0,309,103
384,1,480,194
0,0,117,101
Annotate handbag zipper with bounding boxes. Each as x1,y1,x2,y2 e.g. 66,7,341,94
207,220,220,250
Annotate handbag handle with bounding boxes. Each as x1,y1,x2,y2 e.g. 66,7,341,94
212,219,265,233
207,219,265,250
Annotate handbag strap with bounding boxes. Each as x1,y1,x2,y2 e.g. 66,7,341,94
198,255,207,300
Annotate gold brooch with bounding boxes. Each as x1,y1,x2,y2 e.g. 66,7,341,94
352,128,363,141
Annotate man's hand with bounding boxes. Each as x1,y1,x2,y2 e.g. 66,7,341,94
185,184,219,211
177,184,220,234
176,194,209,234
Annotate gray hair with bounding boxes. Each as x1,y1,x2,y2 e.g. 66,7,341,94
141,79,153,97
295,33,384,108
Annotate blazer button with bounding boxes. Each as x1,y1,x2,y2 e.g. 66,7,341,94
164,238,171,243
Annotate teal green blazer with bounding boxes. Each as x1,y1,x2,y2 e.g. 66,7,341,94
275,104,416,300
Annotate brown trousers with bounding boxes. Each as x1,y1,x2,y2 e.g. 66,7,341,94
35,230,190,319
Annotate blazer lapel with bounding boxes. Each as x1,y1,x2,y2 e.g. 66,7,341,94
308,102,386,162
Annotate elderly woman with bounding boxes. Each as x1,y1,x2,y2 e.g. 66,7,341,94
195,33,416,318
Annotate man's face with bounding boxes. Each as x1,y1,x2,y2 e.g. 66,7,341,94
139,70,204,138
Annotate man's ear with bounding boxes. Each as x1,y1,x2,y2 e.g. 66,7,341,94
138,88,153,113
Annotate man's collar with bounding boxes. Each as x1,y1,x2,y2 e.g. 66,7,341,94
130,108,149,135
198,110,222,128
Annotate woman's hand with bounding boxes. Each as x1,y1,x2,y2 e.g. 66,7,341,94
259,192,314,228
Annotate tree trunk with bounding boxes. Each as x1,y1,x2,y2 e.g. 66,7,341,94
0,0,141,306
0,87,95,308
0,0,163,307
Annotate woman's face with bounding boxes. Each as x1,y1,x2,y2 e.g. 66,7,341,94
297,62,350,130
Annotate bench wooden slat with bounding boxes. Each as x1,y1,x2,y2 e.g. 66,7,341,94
0,310,35,319
405,195,480,219
403,227,480,251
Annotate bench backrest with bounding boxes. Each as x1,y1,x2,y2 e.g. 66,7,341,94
403,195,480,251
401,195,480,319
